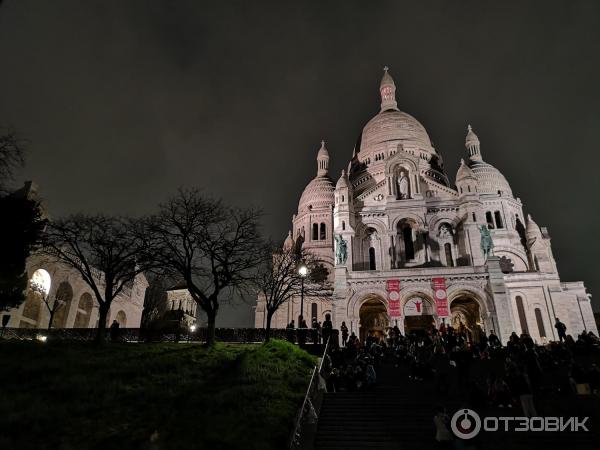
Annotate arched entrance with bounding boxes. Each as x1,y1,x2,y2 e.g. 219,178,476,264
403,296,436,333
359,296,388,342
450,296,482,342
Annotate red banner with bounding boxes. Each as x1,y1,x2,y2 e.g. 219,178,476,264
387,279,401,317
432,277,449,317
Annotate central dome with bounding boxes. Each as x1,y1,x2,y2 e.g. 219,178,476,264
358,68,435,157
360,109,434,153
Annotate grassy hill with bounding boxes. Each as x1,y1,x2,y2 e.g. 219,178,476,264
0,339,316,450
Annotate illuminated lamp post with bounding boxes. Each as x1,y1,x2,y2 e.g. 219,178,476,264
297,261,308,325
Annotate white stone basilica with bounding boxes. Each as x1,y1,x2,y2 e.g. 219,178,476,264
254,68,597,344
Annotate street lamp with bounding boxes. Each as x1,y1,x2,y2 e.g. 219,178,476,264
298,261,308,325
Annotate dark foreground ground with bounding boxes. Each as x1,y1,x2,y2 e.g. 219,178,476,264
0,339,316,450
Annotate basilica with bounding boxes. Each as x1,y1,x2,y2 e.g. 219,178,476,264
254,68,597,344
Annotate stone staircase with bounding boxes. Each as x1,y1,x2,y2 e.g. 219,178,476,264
314,363,445,449
313,360,600,450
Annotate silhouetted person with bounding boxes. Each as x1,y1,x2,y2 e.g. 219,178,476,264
286,320,295,343
110,319,120,342
322,313,333,344
311,318,319,344
340,321,349,346
555,318,567,342
433,405,452,448
488,330,500,348
298,318,308,346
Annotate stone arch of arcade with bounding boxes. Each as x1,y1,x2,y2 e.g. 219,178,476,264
399,288,436,333
348,287,389,320
447,286,490,340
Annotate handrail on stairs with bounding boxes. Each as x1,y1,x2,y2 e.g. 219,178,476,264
287,334,334,449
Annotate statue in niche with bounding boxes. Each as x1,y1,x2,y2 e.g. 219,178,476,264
479,225,494,260
369,229,378,244
334,234,348,265
397,171,410,199
439,224,452,238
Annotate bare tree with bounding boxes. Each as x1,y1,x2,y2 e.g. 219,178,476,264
142,188,264,346
0,129,26,191
42,214,151,342
140,274,170,329
30,279,66,330
252,244,331,341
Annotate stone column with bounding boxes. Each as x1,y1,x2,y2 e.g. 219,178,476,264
486,256,515,344
332,266,350,333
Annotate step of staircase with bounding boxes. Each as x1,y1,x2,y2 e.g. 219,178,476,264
313,360,599,450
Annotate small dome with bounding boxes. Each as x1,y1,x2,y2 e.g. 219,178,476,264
336,170,348,189
298,175,335,213
317,140,329,158
465,124,480,148
456,158,475,181
468,160,512,195
526,214,543,243
283,230,294,249
380,66,395,88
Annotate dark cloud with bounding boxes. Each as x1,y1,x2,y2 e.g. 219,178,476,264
1,0,598,326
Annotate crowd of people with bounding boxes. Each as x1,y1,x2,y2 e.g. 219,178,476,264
318,317,600,446
285,314,333,346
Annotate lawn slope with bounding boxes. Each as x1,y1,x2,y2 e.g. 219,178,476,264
0,339,315,450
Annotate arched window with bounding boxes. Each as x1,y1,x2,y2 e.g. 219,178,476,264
312,223,318,241
494,211,504,228
534,308,546,338
53,281,74,328
341,195,344,202
342,221,346,231
368,247,376,270
444,243,454,267
403,226,414,260
486,211,495,229
74,293,94,328
515,296,529,334
311,303,318,323
472,212,476,222
320,223,326,240
116,310,127,327
468,185,471,192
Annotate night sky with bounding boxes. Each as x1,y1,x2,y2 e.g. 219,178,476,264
1,1,599,326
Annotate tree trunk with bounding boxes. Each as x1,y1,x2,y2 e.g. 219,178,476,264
96,305,109,343
47,310,55,330
206,310,216,346
265,310,274,343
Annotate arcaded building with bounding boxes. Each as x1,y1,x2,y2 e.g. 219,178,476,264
1,254,147,330
255,68,597,344
0,183,148,331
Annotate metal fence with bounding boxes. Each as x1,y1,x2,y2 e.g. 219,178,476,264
0,326,339,345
